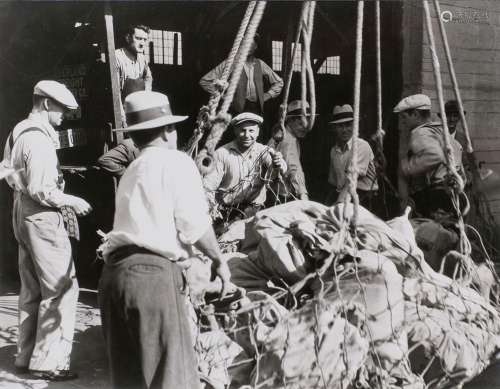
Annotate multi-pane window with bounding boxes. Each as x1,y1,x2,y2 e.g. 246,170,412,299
271,40,283,71
291,42,302,71
317,56,340,75
144,30,182,65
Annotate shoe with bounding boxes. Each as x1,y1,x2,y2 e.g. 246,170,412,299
30,369,78,381
14,366,29,374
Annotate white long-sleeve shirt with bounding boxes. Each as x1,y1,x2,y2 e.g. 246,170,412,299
102,147,211,261
4,112,68,208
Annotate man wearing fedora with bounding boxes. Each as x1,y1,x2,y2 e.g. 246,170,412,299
98,91,231,389
395,94,466,218
326,104,379,212
203,112,287,220
267,100,314,202
200,35,283,115
3,80,92,380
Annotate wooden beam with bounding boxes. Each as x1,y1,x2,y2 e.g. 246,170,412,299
104,2,123,143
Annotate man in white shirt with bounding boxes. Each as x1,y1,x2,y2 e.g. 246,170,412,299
98,91,231,389
3,80,92,380
327,104,379,212
199,35,283,115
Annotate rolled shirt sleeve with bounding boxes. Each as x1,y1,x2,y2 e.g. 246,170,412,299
97,139,138,177
402,128,444,178
172,154,212,244
199,61,227,95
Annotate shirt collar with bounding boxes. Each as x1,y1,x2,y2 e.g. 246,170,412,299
27,112,60,148
335,137,353,153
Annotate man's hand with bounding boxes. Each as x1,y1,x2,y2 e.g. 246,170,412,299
210,260,233,299
68,195,93,216
300,193,309,201
270,150,286,173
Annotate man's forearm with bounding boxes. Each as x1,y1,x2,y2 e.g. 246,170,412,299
194,227,224,264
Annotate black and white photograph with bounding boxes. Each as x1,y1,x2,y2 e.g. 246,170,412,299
1,1,500,388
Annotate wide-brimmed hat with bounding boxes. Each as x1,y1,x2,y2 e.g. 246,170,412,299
230,112,263,128
393,94,431,113
33,80,78,110
444,100,466,114
286,100,318,117
114,91,188,132
329,104,354,124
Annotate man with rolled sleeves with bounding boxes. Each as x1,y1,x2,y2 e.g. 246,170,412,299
394,94,466,218
202,112,287,220
3,80,92,380
326,104,379,212
98,91,231,389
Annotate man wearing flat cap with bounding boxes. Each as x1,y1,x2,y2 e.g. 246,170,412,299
98,91,231,389
394,94,466,217
267,100,314,202
3,80,92,380
203,112,287,220
326,104,379,212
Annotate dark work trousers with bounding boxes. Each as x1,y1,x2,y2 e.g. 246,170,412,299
98,249,200,389
411,186,456,218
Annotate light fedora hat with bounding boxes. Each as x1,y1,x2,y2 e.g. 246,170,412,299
115,91,188,132
329,104,354,124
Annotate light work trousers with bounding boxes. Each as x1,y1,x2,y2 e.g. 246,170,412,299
12,192,79,371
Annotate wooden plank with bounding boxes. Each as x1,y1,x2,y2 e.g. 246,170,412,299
104,3,123,143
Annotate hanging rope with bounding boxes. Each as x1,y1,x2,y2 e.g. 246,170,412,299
433,0,473,154
195,1,267,176
423,0,472,260
278,3,305,133
341,0,364,227
375,0,383,139
300,1,317,131
186,2,257,158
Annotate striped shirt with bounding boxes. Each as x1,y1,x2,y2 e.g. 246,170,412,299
115,48,153,91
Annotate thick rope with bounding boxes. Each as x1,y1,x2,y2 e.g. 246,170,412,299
433,0,473,154
196,1,267,175
375,0,382,137
278,2,306,133
423,0,471,259
209,1,257,117
301,1,317,131
342,1,364,227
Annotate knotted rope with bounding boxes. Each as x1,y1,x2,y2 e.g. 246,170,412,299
195,1,267,176
186,2,257,158
300,1,317,131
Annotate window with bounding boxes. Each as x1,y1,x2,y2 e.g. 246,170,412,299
144,30,182,65
271,41,283,71
291,42,302,71
317,56,340,75
270,41,302,72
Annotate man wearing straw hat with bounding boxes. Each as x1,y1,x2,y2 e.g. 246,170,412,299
98,90,231,389
394,94,465,218
326,104,379,211
3,80,92,380
267,100,313,202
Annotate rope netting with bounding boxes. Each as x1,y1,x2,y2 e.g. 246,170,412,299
182,2,500,389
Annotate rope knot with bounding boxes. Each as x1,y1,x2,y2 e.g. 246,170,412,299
213,79,229,94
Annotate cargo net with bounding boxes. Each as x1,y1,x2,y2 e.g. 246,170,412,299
185,200,500,389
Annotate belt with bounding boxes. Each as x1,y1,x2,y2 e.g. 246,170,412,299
107,245,159,264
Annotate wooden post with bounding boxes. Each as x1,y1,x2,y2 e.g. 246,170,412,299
104,2,123,143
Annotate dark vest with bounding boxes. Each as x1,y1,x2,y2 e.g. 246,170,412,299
232,59,265,114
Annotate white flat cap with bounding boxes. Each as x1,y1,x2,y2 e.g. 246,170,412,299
393,94,431,113
231,112,263,127
33,80,78,109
